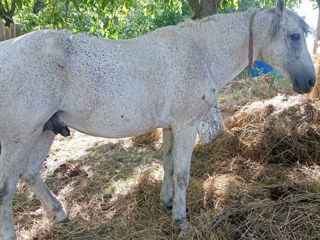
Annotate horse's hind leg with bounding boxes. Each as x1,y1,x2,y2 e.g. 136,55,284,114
160,128,174,214
22,131,67,224
25,173,67,223
0,136,40,240
0,167,19,240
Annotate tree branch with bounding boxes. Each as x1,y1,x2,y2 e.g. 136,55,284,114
65,0,70,23
0,2,6,14
0,1,7,15
9,0,16,16
51,0,57,28
3,0,9,11
0,1,8,20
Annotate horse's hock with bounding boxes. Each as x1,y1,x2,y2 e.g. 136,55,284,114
0,23,22,41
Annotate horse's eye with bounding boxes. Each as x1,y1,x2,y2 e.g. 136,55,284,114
291,33,300,41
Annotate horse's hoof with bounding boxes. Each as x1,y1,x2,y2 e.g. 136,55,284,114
55,216,70,224
173,218,188,238
51,210,69,224
178,229,187,239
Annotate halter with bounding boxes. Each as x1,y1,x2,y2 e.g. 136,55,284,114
248,13,256,68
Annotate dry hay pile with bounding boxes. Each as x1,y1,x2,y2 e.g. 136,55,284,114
14,95,320,240
191,94,320,239
226,94,320,164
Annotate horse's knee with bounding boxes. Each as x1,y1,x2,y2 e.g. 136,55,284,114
175,173,189,189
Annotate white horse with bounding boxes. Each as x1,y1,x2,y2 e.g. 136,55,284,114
0,0,315,238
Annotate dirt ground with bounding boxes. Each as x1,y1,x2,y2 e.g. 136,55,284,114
14,76,320,240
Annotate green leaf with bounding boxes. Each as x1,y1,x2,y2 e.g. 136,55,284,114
72,0,80,10
233,0,239,9
101,0,107,10
16,0,22,9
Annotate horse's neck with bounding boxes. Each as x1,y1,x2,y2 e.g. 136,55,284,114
191,10,263,90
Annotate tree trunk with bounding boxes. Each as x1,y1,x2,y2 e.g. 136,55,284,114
189,0,221,19
188,0,224,144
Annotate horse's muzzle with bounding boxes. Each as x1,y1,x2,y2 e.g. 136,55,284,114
293,75,316,94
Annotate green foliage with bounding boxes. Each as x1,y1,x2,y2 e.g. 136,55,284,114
220,0,302,13
11,0,191,39
1,0,302,39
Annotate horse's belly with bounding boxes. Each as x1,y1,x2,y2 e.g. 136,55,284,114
60,63,173,137
58,102,170,138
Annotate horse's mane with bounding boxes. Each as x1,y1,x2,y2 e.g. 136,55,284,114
178,7,310,37
177,9,255,28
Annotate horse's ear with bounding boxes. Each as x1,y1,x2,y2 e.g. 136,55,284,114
275,0,286,18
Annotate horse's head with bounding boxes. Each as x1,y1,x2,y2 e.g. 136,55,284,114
260,0,315,94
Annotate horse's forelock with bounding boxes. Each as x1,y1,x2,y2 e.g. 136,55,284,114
289,11,310,36
269,8,310,38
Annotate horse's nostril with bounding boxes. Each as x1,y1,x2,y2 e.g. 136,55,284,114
308,78,316,88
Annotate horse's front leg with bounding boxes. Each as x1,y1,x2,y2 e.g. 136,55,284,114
160,128,174,213
171,121,199,237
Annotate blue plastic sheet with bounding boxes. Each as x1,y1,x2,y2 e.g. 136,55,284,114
249,61,280,79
